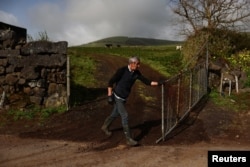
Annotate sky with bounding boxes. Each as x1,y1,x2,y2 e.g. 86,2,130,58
0,0,183,46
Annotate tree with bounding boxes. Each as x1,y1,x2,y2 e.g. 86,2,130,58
170,0,250,35
170,0,250,91
170,0,250,66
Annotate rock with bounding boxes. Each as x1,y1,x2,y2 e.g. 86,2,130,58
45,93,66,108
21,41,68,55
20,66,39,80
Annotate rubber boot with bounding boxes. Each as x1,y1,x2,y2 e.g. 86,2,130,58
101,117,114,136
123,125,138,146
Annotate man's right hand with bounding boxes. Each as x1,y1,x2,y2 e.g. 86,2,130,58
108,95,114,105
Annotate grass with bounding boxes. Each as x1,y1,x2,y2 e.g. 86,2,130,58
0,105,66,128
209,90,250,112
67,45,183,106
69,48,97,87
6,105,67,121
69,45,183,82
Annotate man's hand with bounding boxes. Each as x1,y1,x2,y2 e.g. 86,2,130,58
108,95,114,105
158,80,166,86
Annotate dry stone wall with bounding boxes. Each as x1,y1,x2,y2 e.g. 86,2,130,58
0,25,68,109
0,22,26,50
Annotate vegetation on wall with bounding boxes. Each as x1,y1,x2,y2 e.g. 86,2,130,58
27,30,50,42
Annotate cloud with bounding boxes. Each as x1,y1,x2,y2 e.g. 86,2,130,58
62,0,181,45
4,0,183,46
0,10,19,25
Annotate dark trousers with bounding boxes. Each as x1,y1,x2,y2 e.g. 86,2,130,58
109,96,128,127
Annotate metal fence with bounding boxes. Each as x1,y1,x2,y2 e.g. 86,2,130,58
156,63,208,143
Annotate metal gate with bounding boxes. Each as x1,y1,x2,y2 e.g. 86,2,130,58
156,63,208,143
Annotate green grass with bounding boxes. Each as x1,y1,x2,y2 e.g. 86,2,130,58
6,105,67,121
67,45,183,106
69,45,183,80
69,48,97,87
209,90,250,112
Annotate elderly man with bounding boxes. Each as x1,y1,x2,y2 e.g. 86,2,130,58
101,56,160,146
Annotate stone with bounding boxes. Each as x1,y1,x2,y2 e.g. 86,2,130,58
21,41,68,55
0,29,17,49
30,96,43,105
48,83,57,95
0,66,5,75
45,93,66,108
0,50,20,58
20,66,39,80
5,74,18,85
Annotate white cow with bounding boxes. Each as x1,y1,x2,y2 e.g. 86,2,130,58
176,45,182,50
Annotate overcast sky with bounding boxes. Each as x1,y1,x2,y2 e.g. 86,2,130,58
0,0,184,46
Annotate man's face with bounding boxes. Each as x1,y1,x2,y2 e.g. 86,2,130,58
129,61,140,71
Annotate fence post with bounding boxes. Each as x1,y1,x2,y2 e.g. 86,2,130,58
66,54,70,110
156,84,165,144
176,76,181,122
189,71,193,109
161,84,165,141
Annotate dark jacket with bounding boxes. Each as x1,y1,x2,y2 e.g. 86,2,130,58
108,66,151,99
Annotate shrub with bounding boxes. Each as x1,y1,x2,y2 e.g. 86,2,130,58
227,50,250,87
182,28,250,67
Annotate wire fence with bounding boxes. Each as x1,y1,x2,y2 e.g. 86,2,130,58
156,63,208,143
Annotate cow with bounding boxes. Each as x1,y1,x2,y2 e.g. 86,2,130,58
105,44,113,48
176,45,182,50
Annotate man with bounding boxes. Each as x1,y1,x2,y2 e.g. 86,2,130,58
101,56,160,146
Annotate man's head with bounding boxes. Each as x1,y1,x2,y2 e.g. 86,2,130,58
128,56,140,71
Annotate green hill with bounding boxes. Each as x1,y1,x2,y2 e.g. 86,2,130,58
81,36,183,47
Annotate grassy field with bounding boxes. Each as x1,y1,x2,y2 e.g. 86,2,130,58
68,45,183,105
68,45,183,88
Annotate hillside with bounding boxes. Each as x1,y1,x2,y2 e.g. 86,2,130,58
81,36,183,47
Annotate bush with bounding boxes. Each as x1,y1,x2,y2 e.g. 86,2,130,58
182,28,250,67
227,50,250,87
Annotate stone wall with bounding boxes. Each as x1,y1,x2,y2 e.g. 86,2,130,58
0,23,68,109
0,22,26,50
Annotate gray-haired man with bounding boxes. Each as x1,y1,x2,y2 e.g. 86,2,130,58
101,56,160,146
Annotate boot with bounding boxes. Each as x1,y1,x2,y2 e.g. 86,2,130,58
101,117,114,136
123,125,138,146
